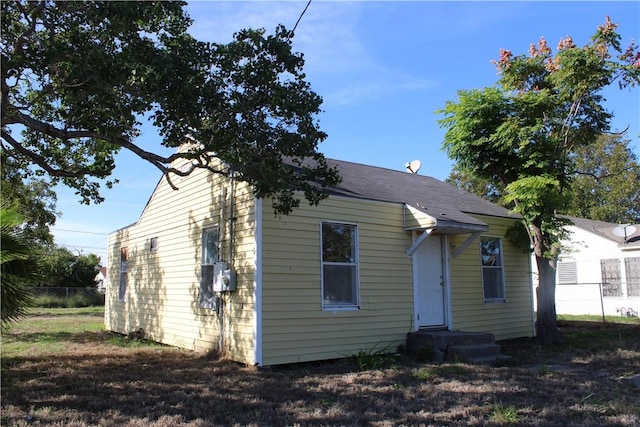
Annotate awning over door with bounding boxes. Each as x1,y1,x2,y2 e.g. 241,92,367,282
403,203,488,257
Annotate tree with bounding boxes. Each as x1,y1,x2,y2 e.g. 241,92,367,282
1,152,58,245
1,1,340,215
446,133,640,224
1,204,40,327
567,134,640,223
40,247,101,288
438,17,639,344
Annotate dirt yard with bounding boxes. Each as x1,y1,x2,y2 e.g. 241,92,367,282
1,314,639,426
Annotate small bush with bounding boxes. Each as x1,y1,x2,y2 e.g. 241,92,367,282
352,343,396,371
31,290,104,308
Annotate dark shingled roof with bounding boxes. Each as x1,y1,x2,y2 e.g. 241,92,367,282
564,215,640,246
321,158,515,226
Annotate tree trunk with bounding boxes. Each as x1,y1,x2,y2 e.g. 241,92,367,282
536,255,563,345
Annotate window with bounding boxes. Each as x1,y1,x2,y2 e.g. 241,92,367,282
118,247,128,301
480,237,505,302
321,222,359,309
557,260,577,284
600,258,622,297
199,227,219,309
149,237,159,252
625,257,640,297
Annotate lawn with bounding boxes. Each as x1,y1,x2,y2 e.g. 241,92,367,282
1,309,639,426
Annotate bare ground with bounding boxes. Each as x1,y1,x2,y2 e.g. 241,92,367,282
1,317,639,426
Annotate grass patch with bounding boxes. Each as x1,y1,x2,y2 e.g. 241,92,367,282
488,400,520,424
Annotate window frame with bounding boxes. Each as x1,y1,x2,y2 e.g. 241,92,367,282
199,226,219,309
320,221,360,310
149,236,159,252
625,257,640,297
600,258,622,297
479,236,506,303
118,247,128,301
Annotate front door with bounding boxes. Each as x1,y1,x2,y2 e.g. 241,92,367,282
414,235,446,328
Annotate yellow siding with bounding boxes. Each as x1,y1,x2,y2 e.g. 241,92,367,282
260,196,414,366
105,159,258,364
448,215,535,340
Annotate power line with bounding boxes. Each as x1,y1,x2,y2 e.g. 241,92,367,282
290,0,312,37
53,228,109,235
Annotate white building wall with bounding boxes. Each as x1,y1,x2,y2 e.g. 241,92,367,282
540,225,640,317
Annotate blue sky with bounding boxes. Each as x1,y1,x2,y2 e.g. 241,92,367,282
51,1,640,263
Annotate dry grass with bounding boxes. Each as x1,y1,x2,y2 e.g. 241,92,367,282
2,312,639,426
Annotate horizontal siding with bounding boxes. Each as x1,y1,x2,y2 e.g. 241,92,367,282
260,196,414,366
449,215,535,340
105,160,258,364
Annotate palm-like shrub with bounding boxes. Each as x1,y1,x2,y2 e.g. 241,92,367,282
1,204,41,327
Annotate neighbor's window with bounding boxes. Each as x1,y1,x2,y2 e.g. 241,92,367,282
480,237,505,302
149,237,159,252
601,258,622,297
625,257,640,297
321,222,359,309
200,227,219,309
118,247,128,301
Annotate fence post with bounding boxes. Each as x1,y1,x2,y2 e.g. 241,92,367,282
598,282,606,325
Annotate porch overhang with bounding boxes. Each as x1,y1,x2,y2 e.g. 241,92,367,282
404,203,488,257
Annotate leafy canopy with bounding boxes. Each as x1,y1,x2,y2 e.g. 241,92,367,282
1,1,340,215
447,133,640,224
439,17,639,259
438,17,639,344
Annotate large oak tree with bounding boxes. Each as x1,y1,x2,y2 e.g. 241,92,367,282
1,0,340,215
438,17,639,344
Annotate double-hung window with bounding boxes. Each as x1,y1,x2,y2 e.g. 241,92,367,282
200,227,219,309
321,222,359,309
480,237,505,302
118,247,128,301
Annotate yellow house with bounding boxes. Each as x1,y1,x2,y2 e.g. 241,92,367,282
105,157,535,366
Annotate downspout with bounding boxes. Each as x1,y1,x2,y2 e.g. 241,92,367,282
218,186,226,352
228,168,234,264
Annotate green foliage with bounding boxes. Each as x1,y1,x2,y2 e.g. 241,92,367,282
565,134,640,223
31,291,104,308
1,1,340,215
438,18,639,344
488,400,520,425
0,205,40,327
1,153,58,246
352,343,395,371
39,247,101,288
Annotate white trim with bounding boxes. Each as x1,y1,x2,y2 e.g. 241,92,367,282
480,236,507,303
320,220,361,311
443,235,453,330
253,198,263,366
411,232,450,330
406,228,434,257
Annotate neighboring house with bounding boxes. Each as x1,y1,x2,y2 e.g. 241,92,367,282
553,216,640,317
105,157,535,366
95,266,107,294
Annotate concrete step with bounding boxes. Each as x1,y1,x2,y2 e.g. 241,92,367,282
446,343,501,362
407,330,495,350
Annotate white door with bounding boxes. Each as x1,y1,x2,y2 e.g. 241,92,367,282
414,235,446,328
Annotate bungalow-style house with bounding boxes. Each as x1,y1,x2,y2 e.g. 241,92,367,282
553,216,640,317
105,157,535,366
